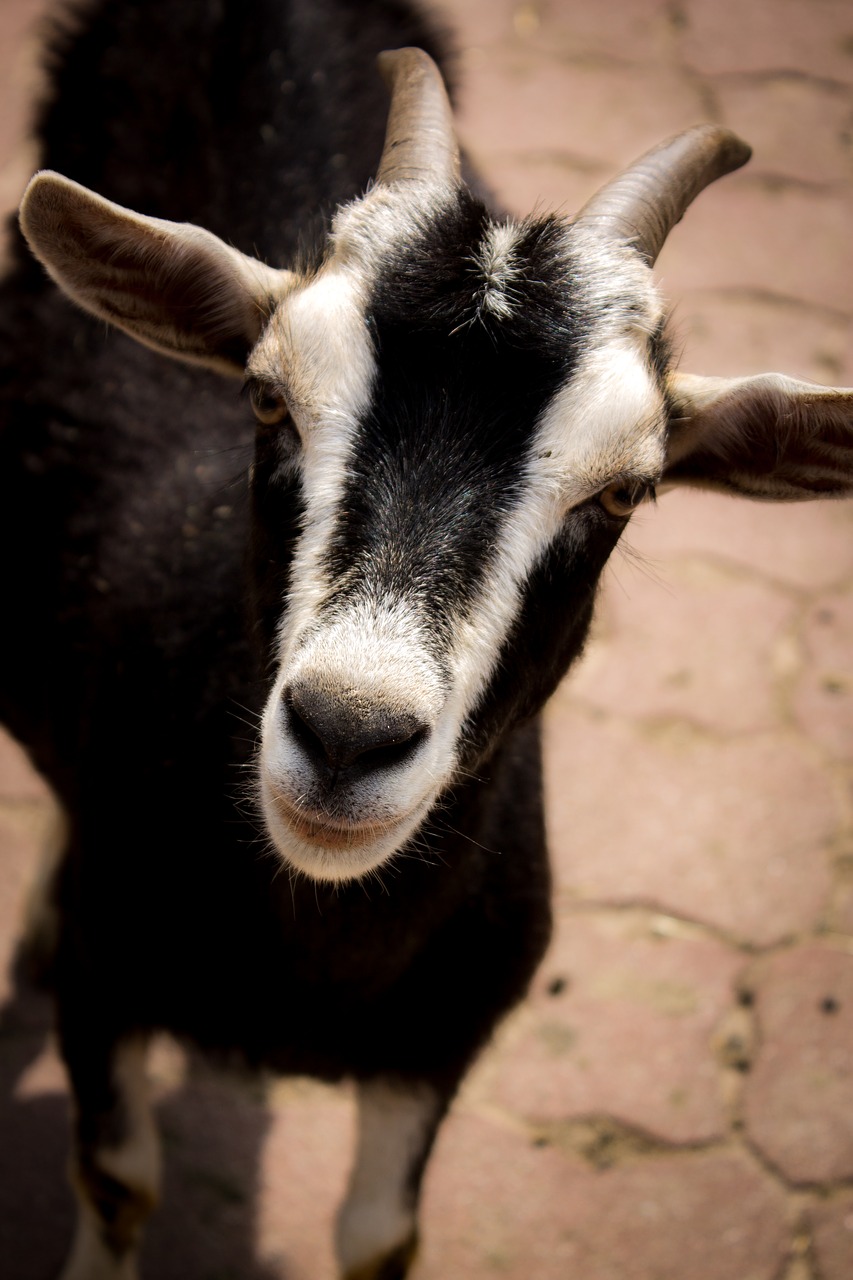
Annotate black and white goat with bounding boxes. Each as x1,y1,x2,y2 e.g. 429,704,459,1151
2,0,852,1277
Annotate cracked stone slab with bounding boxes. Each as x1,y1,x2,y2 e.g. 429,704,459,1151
416,1115,789,1280
714,74,853,187
792,587,853,762
679,0,853,81
628,487,853,594
569,557,796,736
742,944,853,1184
658,181,853,316
545,705,836,946
481,910,743,1145
808,1189,853,1280
672,292,852,385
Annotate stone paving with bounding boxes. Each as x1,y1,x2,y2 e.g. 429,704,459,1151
1,1,852,1278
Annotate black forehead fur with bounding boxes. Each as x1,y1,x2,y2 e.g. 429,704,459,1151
321,190,613,631
371,188,603,354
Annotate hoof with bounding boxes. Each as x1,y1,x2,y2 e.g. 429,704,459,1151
342,1231,419,1280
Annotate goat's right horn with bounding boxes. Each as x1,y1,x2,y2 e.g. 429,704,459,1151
572,125,751,266
375,47,461,188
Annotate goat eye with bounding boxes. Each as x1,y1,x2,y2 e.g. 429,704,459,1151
598,478,655,519
250,386,290,425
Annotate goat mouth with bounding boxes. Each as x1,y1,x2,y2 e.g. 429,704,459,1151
268,792,395,850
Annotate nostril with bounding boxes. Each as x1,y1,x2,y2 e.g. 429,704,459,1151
282,683,430,774
284,690,329,770
359,722,429,773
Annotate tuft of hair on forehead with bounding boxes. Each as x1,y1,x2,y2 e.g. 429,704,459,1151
474,221,523,321
362,188,664,370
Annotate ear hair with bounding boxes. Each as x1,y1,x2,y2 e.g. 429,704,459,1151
19,171,296,375
664,371,853,501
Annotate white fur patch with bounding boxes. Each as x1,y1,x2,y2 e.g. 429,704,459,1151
475,221,523,318
61,1039,159,1280
336,1079,442,1275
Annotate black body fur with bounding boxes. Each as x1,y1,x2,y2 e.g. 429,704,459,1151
0,0,562,1088
0,0,631,1266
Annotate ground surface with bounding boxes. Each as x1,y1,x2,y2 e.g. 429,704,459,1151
1,1,852,1278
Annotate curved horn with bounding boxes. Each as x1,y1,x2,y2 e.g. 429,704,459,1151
573,125,751,265
375,47,460,188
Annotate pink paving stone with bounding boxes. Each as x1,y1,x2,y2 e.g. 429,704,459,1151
521,0,683,68
0,0,48,159
0,0,49,241
416,1114,787,1280
544,704,836,945
485,911,743,1144
742,944,853,1184
831,880,853,936
0,725,51,801
450,0,681,67
809,1190,853,1280
472,152,609,222
792,587,853,762
0,808,55,1004
0,1050,72,1280
680,0,853,81
434,0,524,51
671,292,852,383
715,75,853,187
627,487,853,593
135,1066,282,1280
256,1079,354,1279
568,556,795,735
459,54,708,182
657,180,853,317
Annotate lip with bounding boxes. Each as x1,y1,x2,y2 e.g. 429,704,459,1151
269,791,393,850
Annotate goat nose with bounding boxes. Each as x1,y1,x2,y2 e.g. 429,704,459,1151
283,682,429,774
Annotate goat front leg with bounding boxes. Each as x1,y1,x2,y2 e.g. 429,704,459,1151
59,1031,160,1280
336,1077,448,1280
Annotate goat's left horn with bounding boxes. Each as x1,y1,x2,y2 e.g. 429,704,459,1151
375,47,461,188
572,125,751,266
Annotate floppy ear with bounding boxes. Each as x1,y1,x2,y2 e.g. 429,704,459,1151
663,371,853,500
19,171,295,376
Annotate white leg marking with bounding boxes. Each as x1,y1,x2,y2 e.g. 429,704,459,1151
61,1037,160,1280
59,1208,142,1280
336,1079,443,1277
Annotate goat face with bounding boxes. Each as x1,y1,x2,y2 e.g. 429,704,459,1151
19,49,853,883
247,184,668,880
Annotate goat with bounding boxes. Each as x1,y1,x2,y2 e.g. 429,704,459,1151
2,0,852,1277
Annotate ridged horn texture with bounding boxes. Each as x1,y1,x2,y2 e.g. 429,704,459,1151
573,124,752,265
375,47,461,188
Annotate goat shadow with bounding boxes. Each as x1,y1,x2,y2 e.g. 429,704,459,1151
0,963,303,1280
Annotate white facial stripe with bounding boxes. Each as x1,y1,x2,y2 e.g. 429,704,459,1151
255,269,375,417
438,333,667,731
249,263,377,660
539,336,668,504
250,182,458,671
282,596,446,718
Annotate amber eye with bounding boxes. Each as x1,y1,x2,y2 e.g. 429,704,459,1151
598,478,655,519
250,385,290,425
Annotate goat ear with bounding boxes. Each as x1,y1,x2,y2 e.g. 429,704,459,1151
19,171,294,375
663,371,853,500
